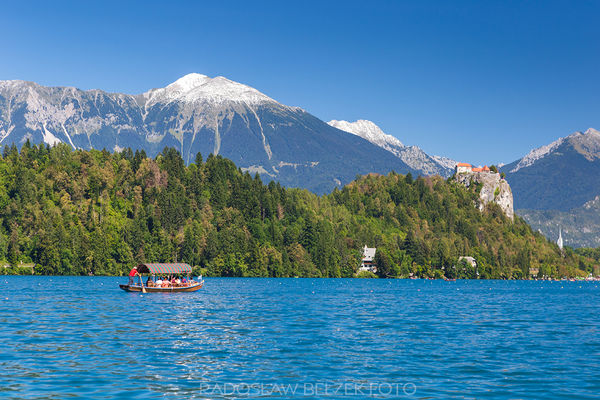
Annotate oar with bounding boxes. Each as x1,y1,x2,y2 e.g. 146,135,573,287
140,274,147,293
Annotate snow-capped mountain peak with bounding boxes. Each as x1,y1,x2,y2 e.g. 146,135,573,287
168,73,211,92
328,119,404,148
328,119,455,177
144,73,276,106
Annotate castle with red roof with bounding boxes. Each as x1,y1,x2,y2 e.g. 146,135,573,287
456,163,492,174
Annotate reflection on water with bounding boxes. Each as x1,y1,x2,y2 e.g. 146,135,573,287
1,277,600,399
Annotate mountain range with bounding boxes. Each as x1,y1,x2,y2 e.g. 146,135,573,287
501,128,600,247
502,128,600,211
0,74,453,193
327,119,455,177
3,73,600,247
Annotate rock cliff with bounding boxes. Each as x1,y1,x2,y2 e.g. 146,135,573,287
454,171,514,220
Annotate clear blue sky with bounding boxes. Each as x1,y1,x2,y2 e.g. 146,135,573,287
1,0,598,166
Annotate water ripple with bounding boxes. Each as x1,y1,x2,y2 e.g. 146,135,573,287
1,277,599,399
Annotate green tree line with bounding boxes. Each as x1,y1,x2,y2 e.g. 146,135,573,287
0,142,593,278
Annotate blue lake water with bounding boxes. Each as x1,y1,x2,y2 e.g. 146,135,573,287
1,277,600,399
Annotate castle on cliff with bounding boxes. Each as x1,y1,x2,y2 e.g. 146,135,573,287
453,162,514,221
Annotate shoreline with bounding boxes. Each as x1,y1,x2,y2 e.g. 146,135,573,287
1,274,597,281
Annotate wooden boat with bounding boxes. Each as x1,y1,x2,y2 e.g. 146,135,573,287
120,262,204,293
119,281,203,293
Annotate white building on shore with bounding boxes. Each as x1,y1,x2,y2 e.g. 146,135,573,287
358,245,377,273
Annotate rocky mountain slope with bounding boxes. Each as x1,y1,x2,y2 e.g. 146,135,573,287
328,119,455,177
0,74,421,193
502,128,600,211
500,127,600,247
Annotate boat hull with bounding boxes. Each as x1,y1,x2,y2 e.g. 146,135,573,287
119,282,203,293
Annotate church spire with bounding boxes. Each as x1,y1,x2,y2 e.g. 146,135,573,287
557,228,563,250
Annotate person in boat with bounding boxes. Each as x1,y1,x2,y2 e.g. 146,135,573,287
146,277,154,287
128,266,140,285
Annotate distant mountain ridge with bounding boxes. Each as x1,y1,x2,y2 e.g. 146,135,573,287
327,119,455,177
502,128,600,211
0,74,430,193
519,195,600,248
500,127,600,247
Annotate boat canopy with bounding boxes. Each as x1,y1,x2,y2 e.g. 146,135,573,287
136,263,193,275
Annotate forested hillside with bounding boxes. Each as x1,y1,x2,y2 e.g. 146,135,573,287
0,142,591,278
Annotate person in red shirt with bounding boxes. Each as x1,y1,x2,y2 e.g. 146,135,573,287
128,266,139,285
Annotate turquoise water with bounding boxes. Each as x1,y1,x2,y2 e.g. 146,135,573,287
1,277,600,399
